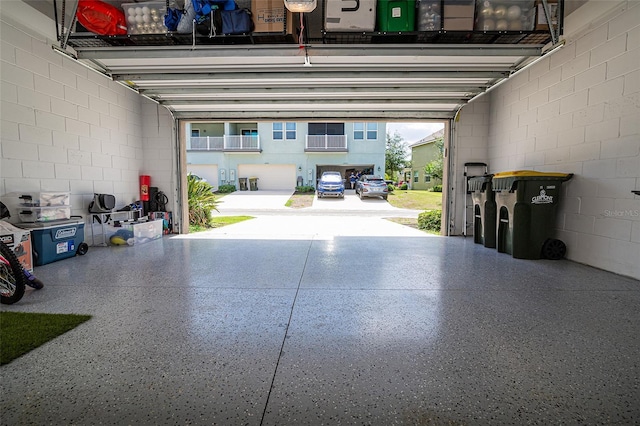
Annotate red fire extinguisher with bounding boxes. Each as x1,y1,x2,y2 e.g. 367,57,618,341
140,175,150,201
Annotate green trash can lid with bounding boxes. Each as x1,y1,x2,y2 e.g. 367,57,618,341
493,170,572,180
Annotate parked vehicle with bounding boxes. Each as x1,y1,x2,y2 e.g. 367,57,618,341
317,172,345,198
356,175,389,200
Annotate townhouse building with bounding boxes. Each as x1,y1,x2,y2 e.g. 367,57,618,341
185,121,387,190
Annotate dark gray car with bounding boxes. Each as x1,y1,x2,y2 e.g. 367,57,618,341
355,175,389,200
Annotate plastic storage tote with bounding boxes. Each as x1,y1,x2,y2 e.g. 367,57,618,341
122,1,168,34
18,218,86,266
377,0,416,32
324,0,376,31
18,192,71,222
492,170,573,260
468,175,496,248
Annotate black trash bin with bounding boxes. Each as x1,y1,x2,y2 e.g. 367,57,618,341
492,170,573,260
468,175,496,248
239,177,248,191
249,177,258,191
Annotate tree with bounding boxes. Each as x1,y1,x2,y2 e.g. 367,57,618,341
385,131,408,179
424,137,444,182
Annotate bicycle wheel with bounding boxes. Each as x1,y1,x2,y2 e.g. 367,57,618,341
0,241,26,304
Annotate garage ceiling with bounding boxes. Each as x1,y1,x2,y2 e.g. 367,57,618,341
44,0,564,120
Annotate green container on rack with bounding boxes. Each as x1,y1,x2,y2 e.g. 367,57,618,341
377,0,416,32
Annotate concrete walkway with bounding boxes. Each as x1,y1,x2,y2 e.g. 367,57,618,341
2,203,639,425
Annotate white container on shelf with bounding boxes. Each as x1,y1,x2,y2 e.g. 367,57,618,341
18,206,71,223
122,1,168,34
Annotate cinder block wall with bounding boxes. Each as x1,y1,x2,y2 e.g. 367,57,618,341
457,0,640,279
0,2,175,236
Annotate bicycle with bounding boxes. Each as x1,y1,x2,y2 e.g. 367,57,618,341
0,240,45,305
0,240,27,304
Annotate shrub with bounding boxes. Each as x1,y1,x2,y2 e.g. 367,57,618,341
187,173,218,228
295,185,315,193
400,183,408,190
216,184,236,194
430,184,442,192
387,184,395,192
418,210,442,233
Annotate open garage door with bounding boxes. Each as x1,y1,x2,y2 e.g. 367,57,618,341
237,165,296,191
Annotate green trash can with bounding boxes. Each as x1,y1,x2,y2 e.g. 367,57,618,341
377,0,416,32
468,175,496,248
492,170,573,260
239,177,248,191
249,177,258,191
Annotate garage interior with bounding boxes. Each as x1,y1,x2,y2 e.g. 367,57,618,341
1,0,639,424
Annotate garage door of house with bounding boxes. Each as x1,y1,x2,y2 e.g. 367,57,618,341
237,165,296,190
187,164,219,189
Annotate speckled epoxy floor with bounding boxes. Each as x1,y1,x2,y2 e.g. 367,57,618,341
1,233,639,425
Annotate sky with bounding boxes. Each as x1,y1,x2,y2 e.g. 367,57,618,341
386,122,445,145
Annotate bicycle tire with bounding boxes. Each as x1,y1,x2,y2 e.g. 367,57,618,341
0,241,26,304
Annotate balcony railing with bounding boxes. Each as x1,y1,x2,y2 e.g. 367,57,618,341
305,135,348,152
188,135,260,151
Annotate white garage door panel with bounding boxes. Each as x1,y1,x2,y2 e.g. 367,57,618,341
187,165,218,189
238,165,296,190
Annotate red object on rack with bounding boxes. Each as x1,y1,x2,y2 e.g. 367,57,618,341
140,175,150,201
76,0,127,36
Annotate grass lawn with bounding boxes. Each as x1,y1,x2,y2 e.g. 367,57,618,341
285,192,315,208
386,189,443,210
189,216,254,233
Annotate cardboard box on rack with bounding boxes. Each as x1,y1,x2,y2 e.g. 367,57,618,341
251,0,294,34
0,221,33,272
444,1,475,31
534,0,558,31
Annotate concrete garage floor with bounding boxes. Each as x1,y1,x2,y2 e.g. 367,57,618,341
1,196,639,425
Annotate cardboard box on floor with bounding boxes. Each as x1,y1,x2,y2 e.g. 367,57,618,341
251,0,294,34
0,221,33,272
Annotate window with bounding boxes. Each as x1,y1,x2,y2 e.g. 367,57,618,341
366,123,378,140
354,123,377,140
354,123,364,140
308,122,344,135
424,175,431,183
242,129,258,136
191,129,200,137
272,122,283,140
285,122,296,140
414,171,419,183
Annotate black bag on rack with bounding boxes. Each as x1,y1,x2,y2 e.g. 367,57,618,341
89,193,115,213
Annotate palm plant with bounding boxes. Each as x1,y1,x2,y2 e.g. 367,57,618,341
187,173,218,227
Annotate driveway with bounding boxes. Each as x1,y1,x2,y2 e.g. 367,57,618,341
214,189,417,218
210,189,423,239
